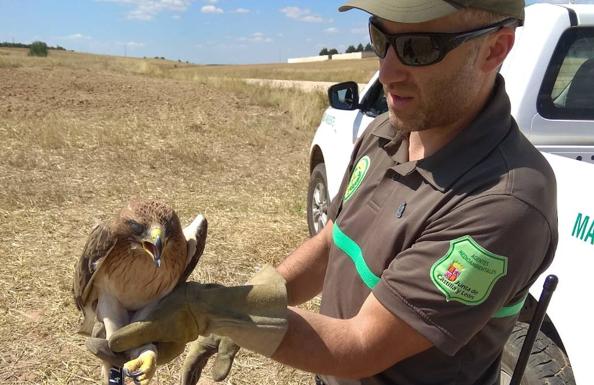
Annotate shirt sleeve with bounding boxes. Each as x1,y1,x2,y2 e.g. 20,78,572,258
372,194,556,356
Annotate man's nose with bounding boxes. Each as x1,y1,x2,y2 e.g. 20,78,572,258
379,45,408,86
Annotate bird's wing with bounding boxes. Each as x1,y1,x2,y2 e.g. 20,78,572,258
180,214,208,283
72,222,117,334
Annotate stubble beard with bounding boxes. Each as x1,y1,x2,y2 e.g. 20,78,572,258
387,50,482,134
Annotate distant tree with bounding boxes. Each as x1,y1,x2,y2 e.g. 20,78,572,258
356,43,364,52
364,43,373,52
328,48,339,56
28,41,48,57
319,47,329,56
345,45,357,53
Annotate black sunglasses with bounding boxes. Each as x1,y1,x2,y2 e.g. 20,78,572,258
368,17,518,66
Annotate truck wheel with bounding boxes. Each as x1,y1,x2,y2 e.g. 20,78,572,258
500,322,575,385
307,163,329,236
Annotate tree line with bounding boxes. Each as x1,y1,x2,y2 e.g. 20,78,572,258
319,43,373,56
0,41,66,51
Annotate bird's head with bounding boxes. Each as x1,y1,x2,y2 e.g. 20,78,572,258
117,200,183,268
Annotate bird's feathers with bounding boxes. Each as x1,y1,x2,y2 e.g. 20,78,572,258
73,222,117,334
180,214,207,283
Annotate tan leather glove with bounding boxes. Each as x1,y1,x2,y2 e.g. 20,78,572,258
179,265,283,384
180,335,239,385
86,335,185,367
109,265,288,359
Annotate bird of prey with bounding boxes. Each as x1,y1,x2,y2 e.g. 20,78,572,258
73,199,207,385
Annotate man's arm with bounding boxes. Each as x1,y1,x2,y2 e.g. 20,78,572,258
276,220,334,306
272,292,433,378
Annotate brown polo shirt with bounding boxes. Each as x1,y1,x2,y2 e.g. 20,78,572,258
319,76,558,385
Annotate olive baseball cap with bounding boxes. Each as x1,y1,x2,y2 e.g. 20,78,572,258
338,0,525,23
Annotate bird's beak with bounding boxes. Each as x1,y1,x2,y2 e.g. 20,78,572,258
142,227,163,267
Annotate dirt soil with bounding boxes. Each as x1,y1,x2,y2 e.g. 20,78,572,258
0,52,320,385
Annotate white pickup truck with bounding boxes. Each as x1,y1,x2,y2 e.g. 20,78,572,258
307,3,594,385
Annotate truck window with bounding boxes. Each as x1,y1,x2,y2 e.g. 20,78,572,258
362,80,388,118
537,27,594,120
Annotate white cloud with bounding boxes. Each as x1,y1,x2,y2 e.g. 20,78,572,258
351,27,367,34
280,6,324,23
238,32,273,43
123,41,146,48
100,0,192,20
205,0,218,3
324,27,338,34
201,5,223,13
232,8,251,14
62,33,92,40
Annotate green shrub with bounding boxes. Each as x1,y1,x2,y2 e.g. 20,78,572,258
28,41,48,57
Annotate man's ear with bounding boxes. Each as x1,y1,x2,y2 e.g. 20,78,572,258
479,28,516,72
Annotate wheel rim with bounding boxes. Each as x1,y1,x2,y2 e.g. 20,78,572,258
311,180,328,233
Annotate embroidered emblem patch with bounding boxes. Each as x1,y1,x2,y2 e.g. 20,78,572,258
430,236,507,306
344,155,370,202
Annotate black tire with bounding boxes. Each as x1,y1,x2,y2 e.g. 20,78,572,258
500,322,575,385
307,163,330,236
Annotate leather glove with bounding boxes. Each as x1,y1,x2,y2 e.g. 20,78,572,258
86,336,185,367
180,335,239,385
179,265,282,384
109,265,288,358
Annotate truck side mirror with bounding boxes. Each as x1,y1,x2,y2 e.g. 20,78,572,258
328,81,360,110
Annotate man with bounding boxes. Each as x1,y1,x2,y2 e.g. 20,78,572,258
109,1,558,384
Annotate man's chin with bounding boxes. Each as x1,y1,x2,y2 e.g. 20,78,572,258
389,112,425,134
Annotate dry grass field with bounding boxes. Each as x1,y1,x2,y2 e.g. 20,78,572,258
0,47,361,384
0,48,379,83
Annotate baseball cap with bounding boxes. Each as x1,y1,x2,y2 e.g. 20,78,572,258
338,0,525,23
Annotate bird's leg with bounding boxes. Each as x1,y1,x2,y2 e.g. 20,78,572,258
97,294,129,385
119,300,161,385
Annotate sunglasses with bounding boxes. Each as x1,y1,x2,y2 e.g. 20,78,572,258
368,17,518,66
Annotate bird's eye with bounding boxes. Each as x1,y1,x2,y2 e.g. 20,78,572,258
127,220,145,235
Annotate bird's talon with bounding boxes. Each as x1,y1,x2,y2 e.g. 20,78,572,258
123,368,143,379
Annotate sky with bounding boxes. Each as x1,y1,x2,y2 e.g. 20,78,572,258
0,0,593,64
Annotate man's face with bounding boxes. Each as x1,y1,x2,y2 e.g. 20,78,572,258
377,13,488,133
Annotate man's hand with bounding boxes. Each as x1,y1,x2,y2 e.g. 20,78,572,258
178,266,284,383
108,284,209,352
181,335,239,385
108,265,288,359
86,335,186,367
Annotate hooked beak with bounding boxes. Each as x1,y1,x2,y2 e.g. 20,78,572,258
142,227,163,267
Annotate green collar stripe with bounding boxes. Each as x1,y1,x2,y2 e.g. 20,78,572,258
493,296,527,318
333,224,380,289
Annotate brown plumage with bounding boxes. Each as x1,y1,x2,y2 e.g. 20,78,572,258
72,199,207,383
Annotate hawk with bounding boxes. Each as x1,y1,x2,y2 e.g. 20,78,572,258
73,199,207,385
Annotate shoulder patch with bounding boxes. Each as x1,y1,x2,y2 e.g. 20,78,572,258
344,155,370,202
430,236,507,306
